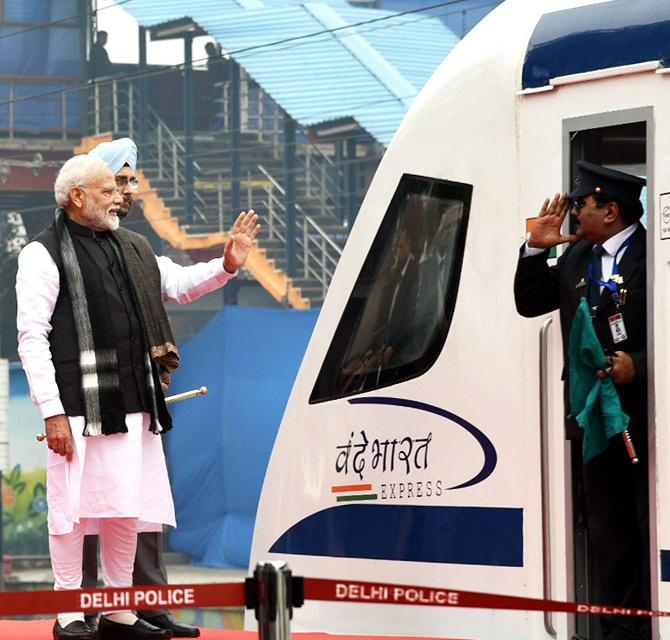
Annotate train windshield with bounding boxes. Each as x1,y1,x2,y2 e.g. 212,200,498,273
310,174,471,403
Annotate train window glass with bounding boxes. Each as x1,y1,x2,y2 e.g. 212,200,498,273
309,174,471,404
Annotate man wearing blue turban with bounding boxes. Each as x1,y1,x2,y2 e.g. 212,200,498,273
88,137,138,177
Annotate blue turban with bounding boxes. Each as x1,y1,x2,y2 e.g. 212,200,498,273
88,137,137,174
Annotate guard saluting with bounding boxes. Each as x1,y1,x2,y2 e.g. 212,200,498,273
514,161,649,640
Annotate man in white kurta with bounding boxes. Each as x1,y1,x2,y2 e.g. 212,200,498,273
82,136,256,637
16,154,259,640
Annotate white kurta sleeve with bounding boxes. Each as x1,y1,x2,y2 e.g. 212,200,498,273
156,255,238,304
16,241,64,419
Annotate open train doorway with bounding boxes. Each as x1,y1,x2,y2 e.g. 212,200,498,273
564,113,650,640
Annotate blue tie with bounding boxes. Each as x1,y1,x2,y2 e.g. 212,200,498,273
589,244,606,307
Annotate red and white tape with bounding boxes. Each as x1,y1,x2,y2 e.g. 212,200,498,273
0,583,245,616
0,577,664,619
305,578,666,618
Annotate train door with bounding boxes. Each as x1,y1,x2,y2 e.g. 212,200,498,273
563,111,651,640
650,92,670,639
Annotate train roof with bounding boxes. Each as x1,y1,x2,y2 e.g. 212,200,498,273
522,0,670,90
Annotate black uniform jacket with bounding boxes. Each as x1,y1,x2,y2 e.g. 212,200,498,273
513,226,647,442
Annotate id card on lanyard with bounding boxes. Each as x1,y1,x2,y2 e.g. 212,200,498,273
608,312,628,343
588,234,633,341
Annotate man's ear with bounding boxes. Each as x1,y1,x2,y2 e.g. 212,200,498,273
69,186,85,209
604,201,619,223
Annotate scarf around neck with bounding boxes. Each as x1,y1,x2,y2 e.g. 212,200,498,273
55,208,177,435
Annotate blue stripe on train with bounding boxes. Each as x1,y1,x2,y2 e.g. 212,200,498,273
522,0,670,89
270,503,523,566
660,550,670,581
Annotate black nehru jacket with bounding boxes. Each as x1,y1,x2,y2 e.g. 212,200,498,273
34,218,150,417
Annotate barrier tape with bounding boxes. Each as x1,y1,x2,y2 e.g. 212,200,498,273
0,576,666,619
305,578,668,618
0,583,245,616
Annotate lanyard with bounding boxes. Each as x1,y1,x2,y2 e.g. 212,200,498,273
587,234,633,302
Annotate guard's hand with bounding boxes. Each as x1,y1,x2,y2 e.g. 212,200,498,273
528,193,577,249
596,351,636,384
223,210,261,273
45,414,74,461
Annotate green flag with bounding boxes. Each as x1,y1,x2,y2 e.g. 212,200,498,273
568,298,629,463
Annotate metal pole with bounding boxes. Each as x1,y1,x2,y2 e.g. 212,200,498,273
321,237,327,297
183,33,195,225
172,140,179,199
128,83,134,138
267,186,274,240
284,114,296,278
251,562,292,640
8,85,14,140
303,221,308,278
94,84,100,134
62,91,67,140
320,162,326,216
218,174,224,232
112,78,118,133
346,136,357,227
157,124,164,179
79,0,91,135
230,61,242,219
335,139,344,224
138,26,148,150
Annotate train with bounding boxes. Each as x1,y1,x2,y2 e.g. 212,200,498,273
248,0,670,638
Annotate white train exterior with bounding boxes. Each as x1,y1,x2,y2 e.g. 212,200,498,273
249,0,670,638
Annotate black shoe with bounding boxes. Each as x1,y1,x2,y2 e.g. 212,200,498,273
142,614,200,637
98,616,172,639
53,620,97,640
84,614,98,632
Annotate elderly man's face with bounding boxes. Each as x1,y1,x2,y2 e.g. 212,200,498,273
76,167,123,231
115,165,138,218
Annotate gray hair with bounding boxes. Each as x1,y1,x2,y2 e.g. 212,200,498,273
54,154,110,206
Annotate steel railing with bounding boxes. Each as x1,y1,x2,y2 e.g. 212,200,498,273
258,164,342,298
89,76,348,301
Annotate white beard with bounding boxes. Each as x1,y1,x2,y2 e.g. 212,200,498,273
82,199,119,232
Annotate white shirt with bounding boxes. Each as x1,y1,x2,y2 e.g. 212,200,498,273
597,222,638,283
523,222,639,284
16,241,236,420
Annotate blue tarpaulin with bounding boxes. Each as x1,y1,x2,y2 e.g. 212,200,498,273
0,0,81,133
165,305,319,568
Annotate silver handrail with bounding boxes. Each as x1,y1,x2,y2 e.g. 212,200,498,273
539,317,557,638
303,210,344,255
236,79,341,220
88,79,345,299
298,138,340,218
257,163,285,195
257,164,342,252
258,163,342,296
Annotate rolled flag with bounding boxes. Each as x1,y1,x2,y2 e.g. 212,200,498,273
568,297,631,464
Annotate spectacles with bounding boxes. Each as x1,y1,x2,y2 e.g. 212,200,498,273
80,186,121,198
115,177,139,190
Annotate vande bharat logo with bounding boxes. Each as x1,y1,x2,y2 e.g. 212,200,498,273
331,397,497,502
